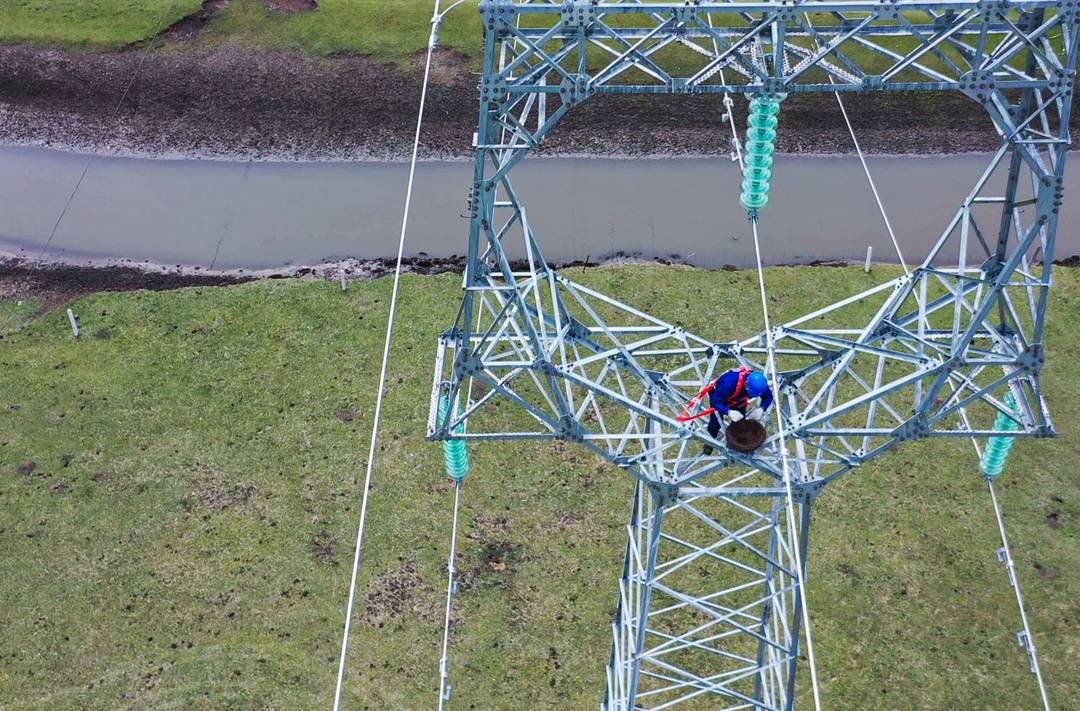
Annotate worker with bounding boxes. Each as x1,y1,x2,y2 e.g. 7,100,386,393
676,366,775,454
704,367,773,454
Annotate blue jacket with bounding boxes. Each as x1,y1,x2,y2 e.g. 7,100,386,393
708,368,774,416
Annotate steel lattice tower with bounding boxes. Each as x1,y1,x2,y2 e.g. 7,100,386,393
427,2,1078,707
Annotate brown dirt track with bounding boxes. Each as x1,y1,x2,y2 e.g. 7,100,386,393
0,43,1051,161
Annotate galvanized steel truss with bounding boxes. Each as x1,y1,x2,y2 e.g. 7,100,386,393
428,2,1077,708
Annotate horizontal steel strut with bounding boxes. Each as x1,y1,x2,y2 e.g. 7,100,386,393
429,2,1076,708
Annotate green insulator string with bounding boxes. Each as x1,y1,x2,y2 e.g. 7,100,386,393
740,94,784,219
980,392,1021,479
439,393,470,482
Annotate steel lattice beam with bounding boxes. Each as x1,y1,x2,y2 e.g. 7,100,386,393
429,2,1076,708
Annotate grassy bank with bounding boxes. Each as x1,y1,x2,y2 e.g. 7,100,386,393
0,1,1032,72
0,0,482,60
1,265,1078,709
0,1,204,49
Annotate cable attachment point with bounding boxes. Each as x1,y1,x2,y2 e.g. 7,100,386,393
429,16,442,49
996,546,1018,588
1016,631,1039,674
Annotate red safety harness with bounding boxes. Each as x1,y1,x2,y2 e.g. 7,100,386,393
676,367,752,422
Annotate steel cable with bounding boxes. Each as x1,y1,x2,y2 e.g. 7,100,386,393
331,1,444,707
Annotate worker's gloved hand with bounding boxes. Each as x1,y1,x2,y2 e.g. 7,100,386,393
748,407,764,421
727,410,744,422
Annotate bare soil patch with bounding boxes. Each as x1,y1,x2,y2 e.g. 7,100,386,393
186,463,257,514
265,0,318,13
310,531,337,565
0,258,252,318
459,540,524,592
162,0,232,43
359,562,422,628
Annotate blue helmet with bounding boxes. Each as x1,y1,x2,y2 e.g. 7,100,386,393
745,370,769,397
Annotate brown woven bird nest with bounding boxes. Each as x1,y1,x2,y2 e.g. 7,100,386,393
726,418,767,454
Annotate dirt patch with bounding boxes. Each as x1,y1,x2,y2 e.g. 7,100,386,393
186,463,256,514
0,258,252,318
1034,562,1061,580
161,0,231,43
16,461,35,475
50,480,70,494
265,0,317,13
1045,511,1062,529
310,531,337,565
424,48,472,87
459,540,524,592
540,510,584,534
334,409,355,423
471,512,509,537
0,44,1066,160
359,563,422,628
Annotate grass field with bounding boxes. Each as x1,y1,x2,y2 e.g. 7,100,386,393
0,0,483,59
0,1,204,49
0,0,1032,74
1,265,1078,709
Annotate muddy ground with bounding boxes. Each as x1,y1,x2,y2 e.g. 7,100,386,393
0,42,1059,161
0,254,489,320
4,253,1077,323
0,259,253,317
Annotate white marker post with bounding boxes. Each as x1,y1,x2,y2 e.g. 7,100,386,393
864,245,873,273
66,309,79,337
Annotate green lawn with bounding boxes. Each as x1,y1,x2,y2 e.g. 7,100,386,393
0,1,1035,75
0,0,483,60
0,0,203,49
1,265,1077,709
201,0,483,63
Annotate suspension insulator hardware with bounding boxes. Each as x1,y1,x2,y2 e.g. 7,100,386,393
980,392,1021,479
740,93,785,218
439,394,470,482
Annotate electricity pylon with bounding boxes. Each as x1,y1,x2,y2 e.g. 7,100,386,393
428,2,1077,707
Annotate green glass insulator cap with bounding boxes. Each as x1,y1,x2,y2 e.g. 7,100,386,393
438,394,470,481
740,190,769,210
979,392,1021,479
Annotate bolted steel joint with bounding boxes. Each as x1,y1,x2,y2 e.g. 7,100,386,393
959,70,996,102
535,358,560,376
761,77,786,95
893,414,930,442
776,6,800,24
556,414,586,442
560,0,598,28
454,352,483,379
674,2,700,26
1016,343,1046,374
861,75,884,91
1033,424,1056,438
876,0,900,21
648,481,679,507
479,76,509,106
558,74,593,106
479,0,514,33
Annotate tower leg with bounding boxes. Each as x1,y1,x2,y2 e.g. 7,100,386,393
605,482,813,710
